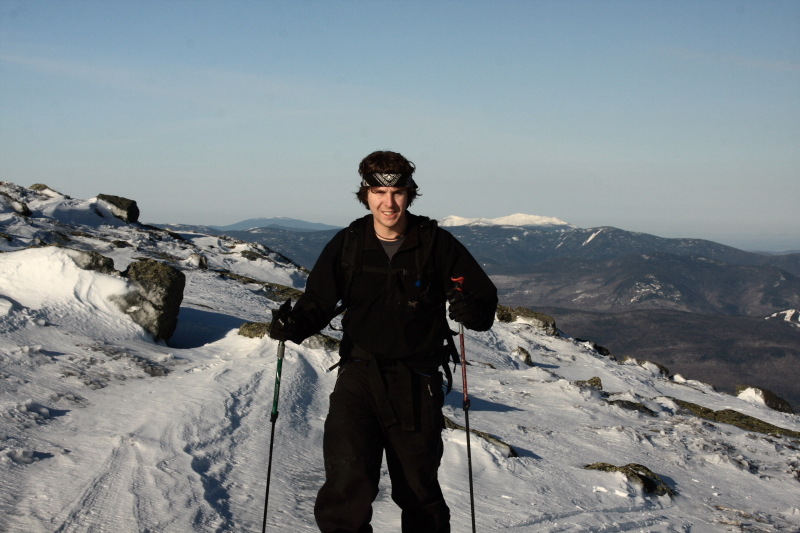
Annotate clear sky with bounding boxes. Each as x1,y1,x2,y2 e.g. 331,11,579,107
1,1,798,251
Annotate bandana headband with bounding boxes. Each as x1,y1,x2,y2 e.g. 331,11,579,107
361,173,417,188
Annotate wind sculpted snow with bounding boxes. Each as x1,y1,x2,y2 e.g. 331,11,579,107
1,183,799,532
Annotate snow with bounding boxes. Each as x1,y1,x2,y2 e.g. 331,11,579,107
1,183,799,532
439,213,576,229
738,387,768,406
582,229,603,245
767,309,800,328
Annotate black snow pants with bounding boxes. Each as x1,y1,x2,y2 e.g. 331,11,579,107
314,357,451,533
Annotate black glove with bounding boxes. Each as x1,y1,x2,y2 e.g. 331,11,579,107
269,298,297,342
447,288,483,327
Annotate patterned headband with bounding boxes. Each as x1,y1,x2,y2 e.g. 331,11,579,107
361,173,417,188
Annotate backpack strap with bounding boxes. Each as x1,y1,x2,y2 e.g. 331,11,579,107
331,220,365,317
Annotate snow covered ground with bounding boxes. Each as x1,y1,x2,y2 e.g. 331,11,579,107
2,183,799,532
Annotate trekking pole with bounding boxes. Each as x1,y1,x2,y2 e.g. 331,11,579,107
262,299,291,533
451,277,477,533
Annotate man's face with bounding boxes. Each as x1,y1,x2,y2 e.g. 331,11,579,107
367,186,409,235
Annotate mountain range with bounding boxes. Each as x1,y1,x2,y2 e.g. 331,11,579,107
156,215,800,407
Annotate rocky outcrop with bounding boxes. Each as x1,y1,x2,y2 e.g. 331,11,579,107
496,305,558,336
672,398,800,438
584,463,674,496
96,194,139,223
114,259,185,341
736,385,794,414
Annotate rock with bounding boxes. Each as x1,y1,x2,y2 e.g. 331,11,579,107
186,253,208,269
111,240,133,248
608,400,656,416
735,385,794,414
303,333,341,351
623,356,669,377
239,322,269,339
584,463,675,496
29,183,69,198
496,305,558,336
672,398,800,438
0,191,31,216
513,346,534,367
575,338,611,356
577,376,603,390
713,409,800,438
65,249,116,275
96,194,139,223
236,322,340,351
261,282,305,302
443,415,518,457
115,259,185,341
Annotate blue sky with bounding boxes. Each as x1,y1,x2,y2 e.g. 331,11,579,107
1,1,798,251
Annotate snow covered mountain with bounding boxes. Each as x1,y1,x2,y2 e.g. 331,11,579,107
210,217,341,233
1,183,799,532
439,213,576,230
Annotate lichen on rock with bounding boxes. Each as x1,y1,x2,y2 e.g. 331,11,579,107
238,322,269,339
112,259,185,342
672,398,800,438
577,376,603,390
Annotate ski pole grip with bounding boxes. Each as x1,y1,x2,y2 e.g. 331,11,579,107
451,276,465,292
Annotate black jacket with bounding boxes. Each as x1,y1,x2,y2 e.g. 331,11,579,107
290,213,498,365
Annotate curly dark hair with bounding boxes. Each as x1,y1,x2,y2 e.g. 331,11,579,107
355,150,421,209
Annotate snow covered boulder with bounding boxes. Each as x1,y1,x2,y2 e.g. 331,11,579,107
0,190,31,217
736,385,794,414
96,194,140,223
64,249,116,275
116,259,185,341
496,305,558,336
584,463,674,496
186,252,208,269
29,183,69,198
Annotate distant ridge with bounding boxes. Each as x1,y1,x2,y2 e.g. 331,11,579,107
439,213,576,229
211,217,341,232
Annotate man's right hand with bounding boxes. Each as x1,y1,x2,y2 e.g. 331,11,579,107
269,299,296,342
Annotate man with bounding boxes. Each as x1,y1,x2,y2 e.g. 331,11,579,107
269,150,497,533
